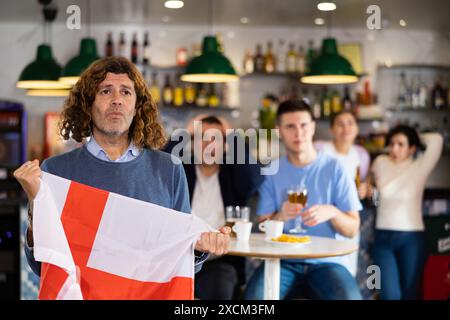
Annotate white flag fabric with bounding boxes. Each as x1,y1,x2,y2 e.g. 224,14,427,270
33,172,214,300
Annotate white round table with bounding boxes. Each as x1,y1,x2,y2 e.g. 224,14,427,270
227,233,358,300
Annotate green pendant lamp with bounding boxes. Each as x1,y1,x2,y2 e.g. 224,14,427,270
17,44,70,89
181,36,238,83
301,38,358,84
59,38,99,86
181,0,238,83
59,0,99,86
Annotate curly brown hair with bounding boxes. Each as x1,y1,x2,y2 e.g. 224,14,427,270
59,56,166,149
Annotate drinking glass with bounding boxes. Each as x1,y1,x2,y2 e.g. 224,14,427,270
288,185,308,233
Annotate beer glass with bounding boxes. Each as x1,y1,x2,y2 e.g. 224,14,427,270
355,166,361,189
287,185,307,233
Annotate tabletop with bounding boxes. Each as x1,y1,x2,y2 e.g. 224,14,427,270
227,233,358,259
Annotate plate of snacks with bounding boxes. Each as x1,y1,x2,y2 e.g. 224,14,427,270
265,234,312,246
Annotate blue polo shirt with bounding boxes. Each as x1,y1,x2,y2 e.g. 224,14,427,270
257,152,362,268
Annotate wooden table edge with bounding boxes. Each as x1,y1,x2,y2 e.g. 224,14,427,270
226,248,357,259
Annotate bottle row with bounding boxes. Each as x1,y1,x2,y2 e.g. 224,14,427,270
104,31,203,67
396,72,450,110
242,40,318,75
144,72,226,108
260,79,377,120
104,32,320,75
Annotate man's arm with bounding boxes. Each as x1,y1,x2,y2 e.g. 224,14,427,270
24,202,41,276
325,207,360,238
322,160,362,238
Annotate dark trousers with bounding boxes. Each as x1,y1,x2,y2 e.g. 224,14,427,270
194,257,240,300
244,261,362,300
373,229,427,300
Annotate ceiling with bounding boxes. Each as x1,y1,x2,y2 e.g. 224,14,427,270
0,0,449,33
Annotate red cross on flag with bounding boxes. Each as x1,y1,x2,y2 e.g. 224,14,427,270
32,172,213,300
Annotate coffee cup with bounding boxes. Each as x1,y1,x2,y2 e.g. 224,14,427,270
232,221,253,243
258,220,284,240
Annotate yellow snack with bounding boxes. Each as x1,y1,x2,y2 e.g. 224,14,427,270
271,234,311,243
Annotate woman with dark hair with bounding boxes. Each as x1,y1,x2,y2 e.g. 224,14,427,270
369,125,443,300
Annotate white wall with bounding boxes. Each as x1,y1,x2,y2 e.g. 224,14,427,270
1,22,450,159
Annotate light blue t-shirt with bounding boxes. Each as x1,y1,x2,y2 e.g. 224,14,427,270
257,152,362,267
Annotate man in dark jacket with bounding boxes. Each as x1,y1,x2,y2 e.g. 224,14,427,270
164,114,265,299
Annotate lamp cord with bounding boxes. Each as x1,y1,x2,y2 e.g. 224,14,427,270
208,0,214,35
326,11,332,38
43,20,47,44
86,0,91,38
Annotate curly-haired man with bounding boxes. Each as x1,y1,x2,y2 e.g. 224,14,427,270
14,57,230,280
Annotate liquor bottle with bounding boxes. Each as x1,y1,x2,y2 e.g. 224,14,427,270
331,90,342,114
279,87,289,103
305,40,317,74
243,50,254,74
173,75,184,107
290,85,299,100
313,90,321,119
176,47,188,66
216,32,224,53
264,41,276,73
411,76,421,108
362,80,373,105
418,77,428,108
431,78,446,110
276,39,286,73
286,43,297,73
207,84,220,107
297,45,306,74
149,72,160,105
143,32,151,66
342,86,353,111
321,87,331,118
253,44,264,73
105,32,114,57
397,72,408,108
195,84,208,107
162,74,173,106
192,43,202,58
184,83,196,105
118,32,126,58
131,32,138,64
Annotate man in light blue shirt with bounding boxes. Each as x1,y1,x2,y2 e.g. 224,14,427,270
244,99,362,300
85,135,141,162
